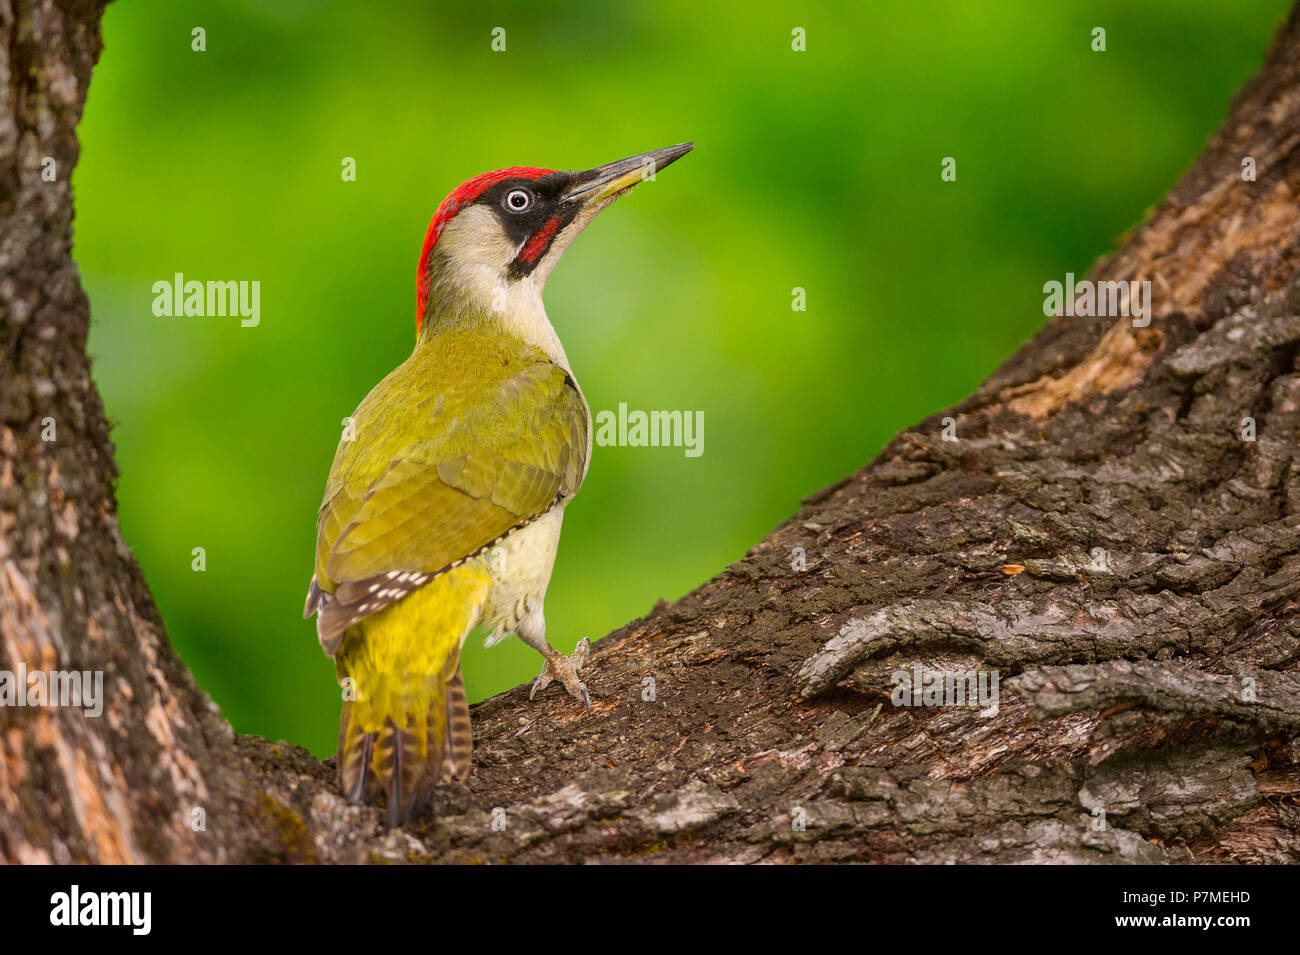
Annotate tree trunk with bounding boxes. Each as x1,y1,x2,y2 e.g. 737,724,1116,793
3,0,1300,864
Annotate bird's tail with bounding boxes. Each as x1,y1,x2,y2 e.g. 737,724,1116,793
337,652,473,827
333,564,488,827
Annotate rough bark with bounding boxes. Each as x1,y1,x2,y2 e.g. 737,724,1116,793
3,0,1300,864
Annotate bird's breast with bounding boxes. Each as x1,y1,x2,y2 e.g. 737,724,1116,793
479,505,567,643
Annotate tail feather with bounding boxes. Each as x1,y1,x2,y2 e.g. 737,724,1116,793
337,677,452,828
337,701,376,805
440,659,473,782
332,562,490,826
373,703,446,828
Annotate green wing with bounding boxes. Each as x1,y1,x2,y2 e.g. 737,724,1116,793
307,343,589,651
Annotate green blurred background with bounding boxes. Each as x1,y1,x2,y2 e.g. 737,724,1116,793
74,0,1291,755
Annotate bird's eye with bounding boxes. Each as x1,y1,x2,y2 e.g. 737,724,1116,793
505,189,532,213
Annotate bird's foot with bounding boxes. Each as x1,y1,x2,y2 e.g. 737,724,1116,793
530,637,591,711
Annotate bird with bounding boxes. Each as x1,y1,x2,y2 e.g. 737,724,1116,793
304,143,693,827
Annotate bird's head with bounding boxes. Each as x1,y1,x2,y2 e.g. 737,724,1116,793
415,143,693,337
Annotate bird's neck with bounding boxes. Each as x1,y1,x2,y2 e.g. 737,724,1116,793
419,260,572,372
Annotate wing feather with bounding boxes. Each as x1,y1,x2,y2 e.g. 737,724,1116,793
305,339,589,650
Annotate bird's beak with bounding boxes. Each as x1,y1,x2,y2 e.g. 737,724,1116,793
562,143,694,206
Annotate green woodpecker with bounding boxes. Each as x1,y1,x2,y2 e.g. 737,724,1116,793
304,143,693,826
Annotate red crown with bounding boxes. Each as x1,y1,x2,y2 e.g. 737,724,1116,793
416,166,553,332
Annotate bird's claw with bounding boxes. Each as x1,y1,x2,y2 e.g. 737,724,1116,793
530,637,591,712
